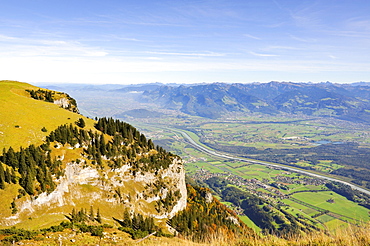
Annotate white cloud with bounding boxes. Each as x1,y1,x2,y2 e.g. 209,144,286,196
146,51,225,57
0,36,108,58
267,45,300,50
250,51,278,57
0,34,17,41
243,34,261,40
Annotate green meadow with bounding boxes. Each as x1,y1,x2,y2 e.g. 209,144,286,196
292,191,370,223
0,80,96,151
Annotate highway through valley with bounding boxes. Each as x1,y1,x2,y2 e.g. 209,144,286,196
177,130,370,196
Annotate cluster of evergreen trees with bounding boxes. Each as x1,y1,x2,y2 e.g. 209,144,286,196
95,117,156,151
26,89,54,102
155,189,181,213
0,216,109,244
0,116,178,196
67,206,102,224
93,118,175,172
26,89,78,113
46,118,176,173
0,145,56,195
47,123,91,147
0,227,39,244
116,209,157,240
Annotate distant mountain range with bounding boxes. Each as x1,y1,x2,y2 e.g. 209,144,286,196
140,82,370,121
38,81,370,122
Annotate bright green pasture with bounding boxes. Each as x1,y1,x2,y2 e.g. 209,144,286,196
316,214,335,223
292,191,370,223
239,215,261,232
185,161,224,173
283,198,344,228
288,185,327,193
230,164,282,180
293,160,344,173
283,199,317,216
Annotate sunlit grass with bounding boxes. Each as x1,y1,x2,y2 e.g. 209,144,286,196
17,223,370,245
0,80,96,151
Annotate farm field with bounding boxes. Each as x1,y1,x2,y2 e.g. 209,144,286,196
128,120,370,231
193,117,370,149
126,115,370,183
292,191,370,223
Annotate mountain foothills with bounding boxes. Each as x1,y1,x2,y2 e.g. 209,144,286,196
0,80,248,245
141,82,370,121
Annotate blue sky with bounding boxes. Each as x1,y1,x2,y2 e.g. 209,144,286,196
0,0,370,84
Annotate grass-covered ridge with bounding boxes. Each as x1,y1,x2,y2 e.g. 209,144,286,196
0,80,96,151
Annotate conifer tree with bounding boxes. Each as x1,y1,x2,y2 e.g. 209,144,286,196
96,208,102,223
76,118,86,128
11,199,17,214
89,206,94,221
148,139,155,150
122,209,132,228
0,167,5,189
71,208,77,223
5,147,17,168
0,163,5,178
11,168,17,184
99,135,106,156
24,171,34,195
4,167,11,183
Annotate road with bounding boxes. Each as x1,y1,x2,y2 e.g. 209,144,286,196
177,130,370,196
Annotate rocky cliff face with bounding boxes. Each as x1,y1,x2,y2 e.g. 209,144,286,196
2,157,186,228
53,94,79,113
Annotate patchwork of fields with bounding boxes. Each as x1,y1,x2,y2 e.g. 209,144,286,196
128,118,370,231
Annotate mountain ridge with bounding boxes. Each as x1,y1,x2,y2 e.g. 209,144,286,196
141,82,370,121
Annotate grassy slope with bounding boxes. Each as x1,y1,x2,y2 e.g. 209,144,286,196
0,80,96,151
0,80,101,228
